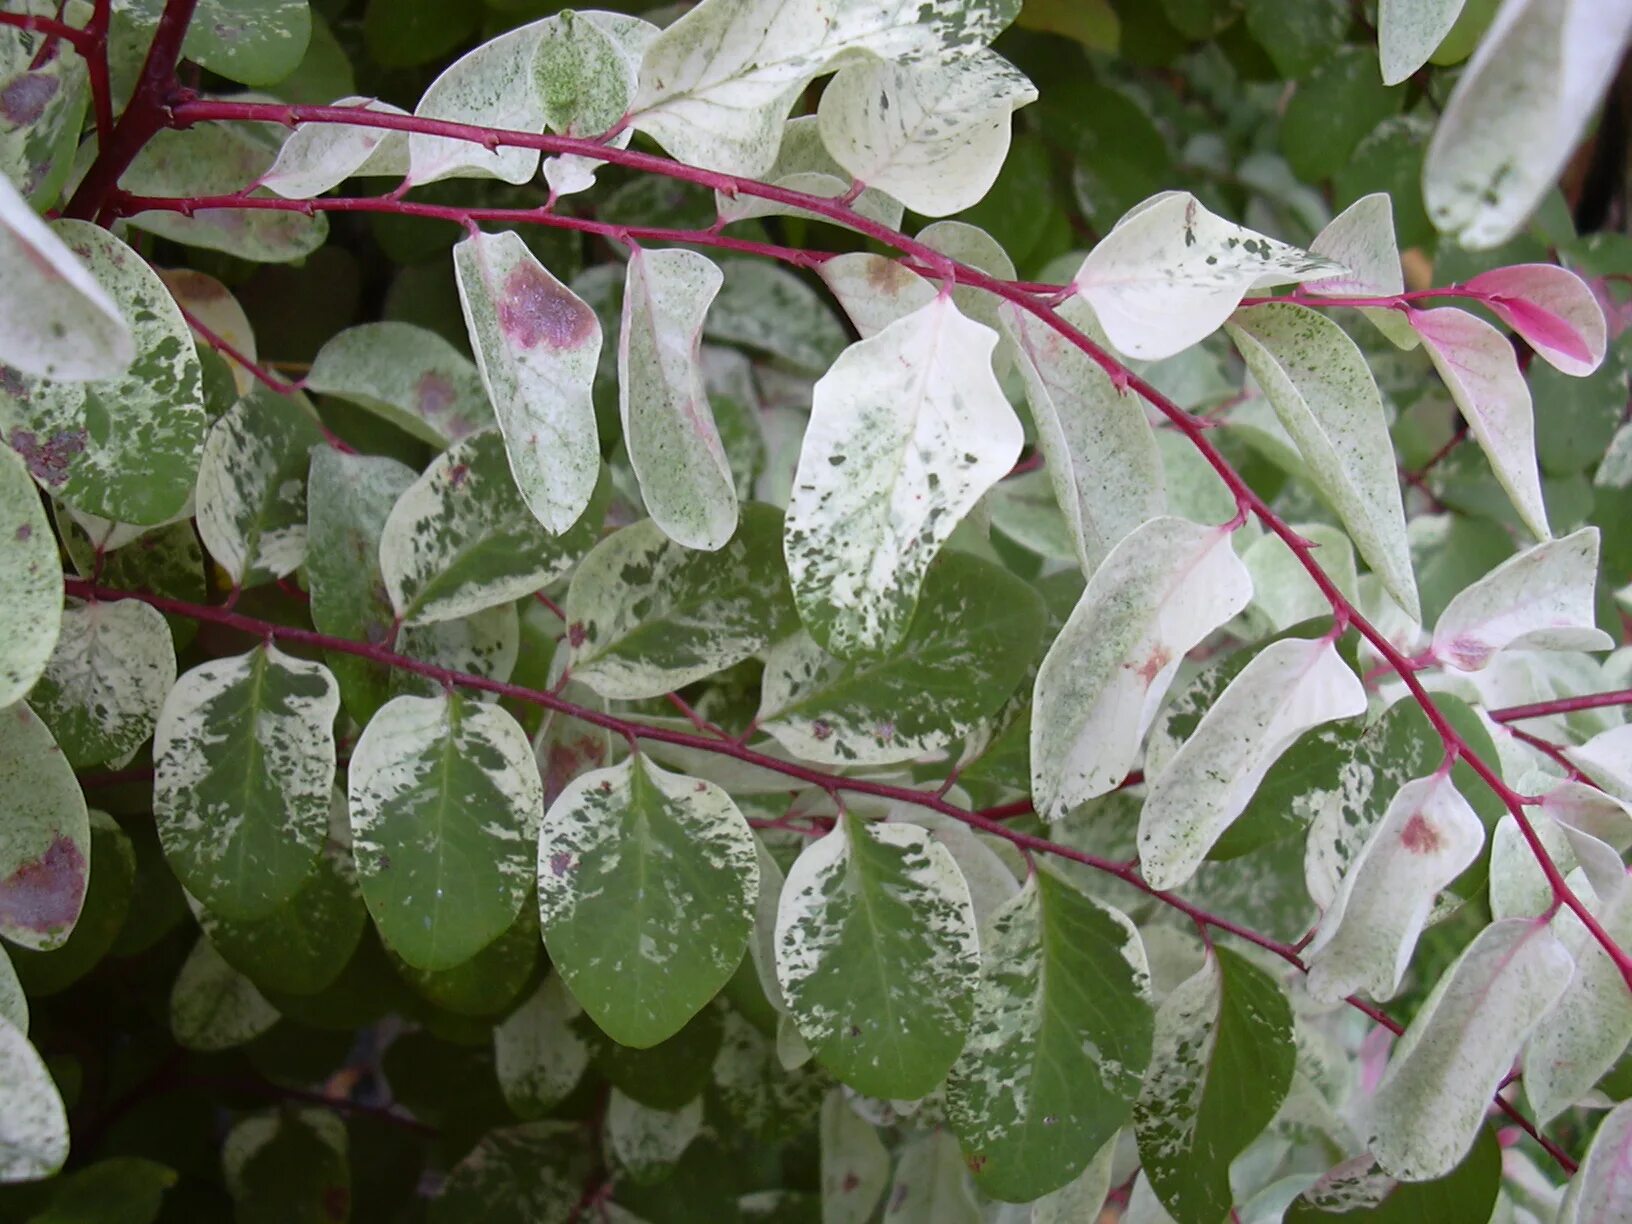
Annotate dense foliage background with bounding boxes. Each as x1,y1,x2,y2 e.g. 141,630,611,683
2,0,1632,1220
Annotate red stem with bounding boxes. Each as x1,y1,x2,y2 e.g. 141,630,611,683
85,0,113,145
0,11,92,48
1492,689,1632,722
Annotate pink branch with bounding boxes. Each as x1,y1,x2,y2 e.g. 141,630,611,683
1493,689,1632,722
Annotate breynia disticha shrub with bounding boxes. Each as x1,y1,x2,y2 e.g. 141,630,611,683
4,0,1632,1218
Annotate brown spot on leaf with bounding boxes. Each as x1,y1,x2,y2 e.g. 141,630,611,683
10,427,86,486
841,1172,860,1192
965,1152,987,1174
0,73,59,126
567,621,587,648
498,263,595,349
416,371,455,420
1400,813,1441,854
865,257,916,294
0,834,87,937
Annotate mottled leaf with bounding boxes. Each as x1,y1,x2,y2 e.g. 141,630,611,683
0,703,89,952
429,1120,591,1224
0,1013,67,1181
493,972,591,1119
0,443,60,708
305,321,494,447
169,935,280,1051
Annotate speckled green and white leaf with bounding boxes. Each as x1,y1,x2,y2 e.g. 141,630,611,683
305,322,493,447
1031,516,1253,819
261,97,409,198
819,1089,889,1224
0,1013,66,1181
195,387,324,587
1133,947,1294,1224
390,603,520,700
1305,193,1406,299
1305,773,1484,1004
1377,0,1467,84
169,935,279,1051
0,702,89,952
153,644,339,921
1139,639,1365,891
221,1107,348,1218
453,230,602,533
604,1089,703,1181
30,597,174,770
815,49,1034,217
1227,303,1419,620
1409,305,1550,539
407,18,550,185
915,220,1016,346
1430,527,1611,670
0,220,203,523
429,1120,591,1224
1001,296,1166,574
817,253,938,340
494,972,591,1119
1367,918,1573,1181
1424,0,1629,249
1560,1097,1632,1224
538,754,756,1048
945,871,1152,1203
714,117,904,231
712,1007,827,1139
381,429,606,625
0,444,59,708
1525,886,1632,1125
159,267,258,397
305,448,414,724
706,258,849,376
629,0,1022,177
919,815,1021,948
775,813,979,1099
565,507,798,699
122,123,328,261
118,0,312,86
1568,724,1632,802
882,1127,982,1224
1534,778,1632,901
744,838,791,1016
1071,192,1345,361
1240,525,1358,635
1487,812,1573,921
535,11,656,196
349,691,541,971
0,36,87,211
0,946,23,1034
619,247,737,551
784,294,1022,658
759,550,1045,765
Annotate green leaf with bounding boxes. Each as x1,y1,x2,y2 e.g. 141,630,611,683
0,702,90,951
1280,47,1404,182
493,972,591,1119
196,388,325,588
1016,0,1120,52
21,1156,178,1224
581,1001,723,1110
349,691,542,971
223,1108,349,1224
1286,1125,1501,1221
0,220,205,524
711,1010,826,1141
10,811,135,997
453,229,602,534
946,871,1152,1202
305,447,416,725
706,258,848,376
776,813,980,1099
536,12,657,197
0,1013,68,1181
619,246,738,551
538,754,757,1048
430,1120,592,1224
758,550,1045,766
1133,947,1295,1224
564,506,798,700
394,901,540,1018
380,428,607,625
0,165,131,381
390,603,520,698
121,0,313,86
304,321,494,446
169,935,280,1051
0,443,60,708
0,944,23,1034
1242,0,1346,79
154,644,340,921
784,294,1023,658
364,0,476,69
1227,302,1420,620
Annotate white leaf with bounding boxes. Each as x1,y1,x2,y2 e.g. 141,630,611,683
1227,303,1419,620
169,936,279,1051
1488,812,1573,921
1305,193,1405,298
820,1089,890,1224
1138,638,1366,890
817,252,938,339
0,1014,67,1182
453,229,602,533
0,171,132,381
1535,779,1632,902
160,268,259,396
0,443,60,708
629,0,1020,177
1410,305,1550,539
1000,297,1165,574
1560,1098,1632,1223
708,257,849,375
815,49,1035,216
605,1090,703,1180
1241,524,1358,635
408,20,550,186
1071,192,1346,360
883,1128,982,1224
1424,0,1632,248
261,97,409,198
1030,516,1253,819
1430,527,1612,670
714,116,904,232
1569,724,1632,802
1379,0,1469,85
1366,918,1572,1180
619,247,737,551
493,972,591,1119
1305,773,1485,1004
784,294,1021,657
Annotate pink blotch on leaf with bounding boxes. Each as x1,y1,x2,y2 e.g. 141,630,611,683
0,834,87,937
1400,813,1442,855
497,263,595,350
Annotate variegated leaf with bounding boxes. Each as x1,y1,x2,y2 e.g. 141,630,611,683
261,97,410,198
0,1013,67,1181
0,442,60,708
169,935,279,1052
0,702,89,952
305,322,494,447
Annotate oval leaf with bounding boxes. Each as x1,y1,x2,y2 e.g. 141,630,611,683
304,322,494,447
0,1014,67,1181
1466,263,1608,376
0,442,60,707
0,703,89,951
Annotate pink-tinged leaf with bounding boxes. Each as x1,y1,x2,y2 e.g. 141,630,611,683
1407,305,1550,540
0,704,90,952
1466,263,1607,376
